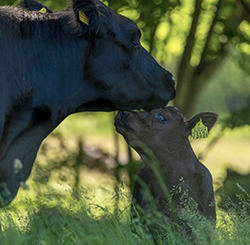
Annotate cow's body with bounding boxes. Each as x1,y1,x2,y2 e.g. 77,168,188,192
0,0,175,206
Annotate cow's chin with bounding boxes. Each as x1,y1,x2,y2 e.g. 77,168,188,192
114,98,169,111
76,98,169,112
76,99,117,112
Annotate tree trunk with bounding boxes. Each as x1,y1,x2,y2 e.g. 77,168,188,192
174,0,223,117
182,55,224,116
174,0,203,116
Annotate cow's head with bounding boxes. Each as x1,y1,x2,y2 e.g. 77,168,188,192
73,0,175,111
21,0,175,111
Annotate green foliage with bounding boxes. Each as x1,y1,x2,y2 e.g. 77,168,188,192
216,169,250,216
194,54,250,117
0,201,135,244
1,0,16,6
37,0,68,11
225,97,250,128
0,0,67,9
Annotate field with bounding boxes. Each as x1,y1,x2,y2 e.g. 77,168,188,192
0,113,250,244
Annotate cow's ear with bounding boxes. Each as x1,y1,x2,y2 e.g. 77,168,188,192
185,112,218,137
19,0,53,13
73,0,103,36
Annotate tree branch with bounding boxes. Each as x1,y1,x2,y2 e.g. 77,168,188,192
236,0,250,22
183,54,224,116
197,0,223,75
176,0,202,82
149,24,158,54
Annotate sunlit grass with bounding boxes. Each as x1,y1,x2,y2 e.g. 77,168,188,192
13,168,130,218
1,176,250,244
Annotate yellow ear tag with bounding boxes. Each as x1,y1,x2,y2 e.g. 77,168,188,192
38,7,47,14
191,118,208,139
79,11,89,26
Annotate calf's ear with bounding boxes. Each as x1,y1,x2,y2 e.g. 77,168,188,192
185,112,218,137
73,0,103,36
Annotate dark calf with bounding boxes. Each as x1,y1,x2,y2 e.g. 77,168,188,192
115,107,218,222
0,0,175,206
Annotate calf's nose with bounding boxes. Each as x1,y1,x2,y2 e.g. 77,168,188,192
116,110,130,120
120,111,130,116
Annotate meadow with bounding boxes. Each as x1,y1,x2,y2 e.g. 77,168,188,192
0,112,250,244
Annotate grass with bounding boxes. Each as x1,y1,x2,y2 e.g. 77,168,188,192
1,179,250,245
0,205,134,244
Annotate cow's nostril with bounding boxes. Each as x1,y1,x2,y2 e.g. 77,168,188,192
168,73,175,86
171,76,175,86
165,72,175,86
116,110,130,120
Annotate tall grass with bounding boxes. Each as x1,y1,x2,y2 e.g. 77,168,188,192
1,180,250,244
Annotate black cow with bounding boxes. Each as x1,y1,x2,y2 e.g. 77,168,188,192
0,0,175,206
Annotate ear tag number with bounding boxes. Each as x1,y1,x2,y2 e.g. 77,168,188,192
79,11,89,26
192,118,208,139
38,7,47,13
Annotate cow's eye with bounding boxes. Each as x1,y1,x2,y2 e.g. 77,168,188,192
131,37,140,45
154,114,167,124
131,34,140,46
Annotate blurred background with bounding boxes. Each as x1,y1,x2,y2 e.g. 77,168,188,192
2,0,250,210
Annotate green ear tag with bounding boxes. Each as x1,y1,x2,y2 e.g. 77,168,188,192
79,10,89,26
191,118,208,139
38,7,47,13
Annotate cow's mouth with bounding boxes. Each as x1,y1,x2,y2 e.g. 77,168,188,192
77,97,170,112
77,99,147,112
76,99,117,112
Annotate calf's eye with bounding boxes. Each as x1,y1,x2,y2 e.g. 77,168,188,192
154,114,167,124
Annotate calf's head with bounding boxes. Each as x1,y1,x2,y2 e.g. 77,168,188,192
115,107,218,156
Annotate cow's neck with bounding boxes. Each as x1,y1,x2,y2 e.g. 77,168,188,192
22,39,95,122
